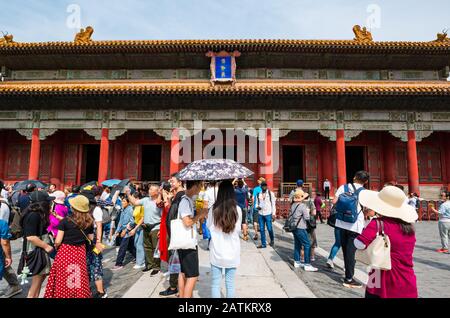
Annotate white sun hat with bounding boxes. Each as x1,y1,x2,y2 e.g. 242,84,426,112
358,186,418,223
52,190,66,205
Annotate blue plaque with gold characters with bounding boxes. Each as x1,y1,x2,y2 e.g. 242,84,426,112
206,50,241,86
215,56,232,81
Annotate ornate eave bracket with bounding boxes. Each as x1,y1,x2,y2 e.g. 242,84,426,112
389,130,433,142
84,129,127,141
318,129,362,142
16,128,58,140
318,130,336,141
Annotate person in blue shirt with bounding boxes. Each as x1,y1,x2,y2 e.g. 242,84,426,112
0,219,12,283
234,179,249,241
112,197,136,270
251,177,265,241
18,183,36,212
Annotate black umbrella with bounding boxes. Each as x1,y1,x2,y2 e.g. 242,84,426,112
13,180,48,191
111,179,133,194
80,181,98,191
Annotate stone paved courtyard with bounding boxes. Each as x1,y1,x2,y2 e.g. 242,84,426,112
1,221,448,298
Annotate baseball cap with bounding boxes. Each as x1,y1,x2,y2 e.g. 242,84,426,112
30,190,55,203
296,179,304,187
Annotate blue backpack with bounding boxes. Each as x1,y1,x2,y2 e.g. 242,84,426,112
335,184,364,224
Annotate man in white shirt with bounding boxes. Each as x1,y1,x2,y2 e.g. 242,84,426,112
333,170,369,289
255,182,277,248
323,179,331,200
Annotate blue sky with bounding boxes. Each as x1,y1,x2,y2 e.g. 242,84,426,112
1,0,449,42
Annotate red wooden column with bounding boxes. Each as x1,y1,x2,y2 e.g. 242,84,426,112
407,130,420,195
170,128,180,175
264,128,274,190
28,128,41,180
336,129,347,187
50,141,63,188
0,131,5,179
98,128,109,184
383,135,396,183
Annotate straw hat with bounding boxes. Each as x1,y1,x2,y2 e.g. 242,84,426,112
69,195,90,213
293,189,309,201
52,190,66,205
359,186,418,223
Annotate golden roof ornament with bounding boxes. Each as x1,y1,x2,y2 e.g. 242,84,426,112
352,25,373,42
434,29,450,43
74,26,94,44
0,32,15,45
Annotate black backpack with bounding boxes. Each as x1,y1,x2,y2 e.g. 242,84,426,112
8,203,25,240
283,204,301,232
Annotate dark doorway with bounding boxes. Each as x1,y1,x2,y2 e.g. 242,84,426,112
283,146,304,182
208,145,238,160
346,146,366,183
81,144,100,184
141,145,161,181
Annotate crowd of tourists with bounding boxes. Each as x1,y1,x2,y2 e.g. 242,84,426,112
0,169,448,299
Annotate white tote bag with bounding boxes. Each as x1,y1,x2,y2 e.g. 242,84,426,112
356,219,392,270
168,197,198,250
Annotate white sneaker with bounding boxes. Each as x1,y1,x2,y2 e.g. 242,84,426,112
326,259,334,269
304,265,318,272
133,264,146,270
293,261,304,268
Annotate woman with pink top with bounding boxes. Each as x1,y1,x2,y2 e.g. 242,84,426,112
355,186,418,298
47,191,68,237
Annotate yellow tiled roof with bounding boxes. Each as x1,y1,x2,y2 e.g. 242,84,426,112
1,39,450,54
1,80,449,96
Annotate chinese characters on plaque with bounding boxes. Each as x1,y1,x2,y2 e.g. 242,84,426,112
206,50,241,86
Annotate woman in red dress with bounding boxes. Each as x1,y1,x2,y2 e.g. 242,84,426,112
44,195,94,298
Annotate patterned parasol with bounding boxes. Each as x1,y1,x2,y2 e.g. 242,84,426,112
177,159,254,181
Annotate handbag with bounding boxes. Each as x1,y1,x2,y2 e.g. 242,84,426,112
305,199,317,233
327,206,337,228
168,250,181,274
356,219,391,270
17,246,48,277
168,196,198,250
306,217,317,233
17,215,51,276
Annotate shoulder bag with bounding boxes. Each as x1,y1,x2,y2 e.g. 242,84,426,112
168,196,198,250
355,219,391,270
